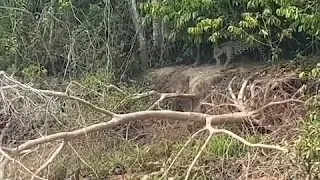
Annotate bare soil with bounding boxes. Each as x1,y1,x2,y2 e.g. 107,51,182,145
149,63,271,94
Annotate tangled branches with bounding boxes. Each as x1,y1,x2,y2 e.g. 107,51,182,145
0,71,306,179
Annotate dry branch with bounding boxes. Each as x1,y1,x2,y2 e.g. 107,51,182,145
0,116,11,180
147,92,197,110
31,141,66,180
1,110,256,155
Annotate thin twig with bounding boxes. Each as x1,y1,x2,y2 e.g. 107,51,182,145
0,71,117,117
160,128,206,180
228,76,237,102
68,142,99,179
212,128,285,151
185,128,214,180
0,148,46,180
31,141,66,180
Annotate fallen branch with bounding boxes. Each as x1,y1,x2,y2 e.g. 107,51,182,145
1,110,255,155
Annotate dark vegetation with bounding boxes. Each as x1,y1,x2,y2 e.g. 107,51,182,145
0,0,319,179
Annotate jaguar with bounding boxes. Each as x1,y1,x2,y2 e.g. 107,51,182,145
213,40,268,70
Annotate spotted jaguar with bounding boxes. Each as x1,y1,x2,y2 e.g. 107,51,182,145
213,40,268,70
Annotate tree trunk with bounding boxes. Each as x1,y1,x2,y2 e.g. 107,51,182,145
128,0,148,69
152,0,161,48
49,0,57,76
152,11,161,62
161,20,169,60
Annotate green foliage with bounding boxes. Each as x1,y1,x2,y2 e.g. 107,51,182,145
0,0,138,78
141,0,320,64
82,72,116,91
288,65,320,178
298,110,320,160
21,62,47,81
290,98,320,178
208,134,262,157
58,0,71,11
299,65,320,80
80,72,151,113
50,133,265,178
1,0,320,76
0,36,18,56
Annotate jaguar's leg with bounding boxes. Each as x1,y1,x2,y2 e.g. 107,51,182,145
191,58,201,67
223,55,232,70
191,44,202,67
257,46,267,62
215,56,221,66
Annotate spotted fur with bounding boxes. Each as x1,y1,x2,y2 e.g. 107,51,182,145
213,40,267,70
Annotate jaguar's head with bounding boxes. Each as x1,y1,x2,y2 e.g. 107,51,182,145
213,48,224,60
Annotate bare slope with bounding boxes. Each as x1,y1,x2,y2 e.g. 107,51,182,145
148,63,271,108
